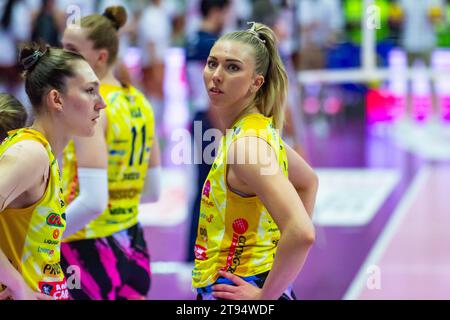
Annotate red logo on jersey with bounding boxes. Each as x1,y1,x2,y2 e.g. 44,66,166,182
202,180,211,198
223,218,250,273
53,229,60,239
232,218,249,234
46,213,63,228
38,280,69,300
194,244,208,261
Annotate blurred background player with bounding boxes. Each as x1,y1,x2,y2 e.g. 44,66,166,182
398,0,444,123
184,0,231,262
138,0,172,133
60,6,161,300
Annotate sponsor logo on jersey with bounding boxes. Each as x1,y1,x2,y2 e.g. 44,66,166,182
200,213,214,223
109,188,140,200
123,172,140,181
199,225,208,242
39,280,69,300
130,108,143,118
109,206,136,215
38,247,55,257
112,139,128,144
46,213,64,228
202,180,211,198
194,244,208,261
201,198,214,208
109,149,127,156
224,218,249,273
42,263,63,277
232,218,249,235
44,239,59,246
53,229,60,239
226,235,247,273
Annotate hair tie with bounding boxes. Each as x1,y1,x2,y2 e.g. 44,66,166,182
246,21,266,44
21,48,48,71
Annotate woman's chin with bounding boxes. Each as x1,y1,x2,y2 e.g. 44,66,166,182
77,126,95,138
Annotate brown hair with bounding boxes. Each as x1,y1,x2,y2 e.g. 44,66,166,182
0,93,27,140
80,6,127,65
218,22,288,130
18,42,86,114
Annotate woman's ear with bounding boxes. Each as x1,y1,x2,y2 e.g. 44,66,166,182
251,74,265,93
46,89,64,112
97,49,109,66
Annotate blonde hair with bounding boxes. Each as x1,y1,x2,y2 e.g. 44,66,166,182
80,6,127,65
0,93,27,140
218,22,288,130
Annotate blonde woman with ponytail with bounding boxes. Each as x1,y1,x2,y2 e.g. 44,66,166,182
60,6,161,300
192,22,318,300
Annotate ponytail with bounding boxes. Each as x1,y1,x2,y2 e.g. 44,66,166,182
79,6,127,65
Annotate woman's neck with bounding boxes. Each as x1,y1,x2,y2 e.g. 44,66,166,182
30,115,69,156
216,102,260,129
100,67,122,87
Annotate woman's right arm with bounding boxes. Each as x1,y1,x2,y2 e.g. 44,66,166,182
0,141,48,211
0,141,53,300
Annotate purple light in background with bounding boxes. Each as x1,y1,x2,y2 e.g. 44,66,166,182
433,50,450,122
163,47,189,132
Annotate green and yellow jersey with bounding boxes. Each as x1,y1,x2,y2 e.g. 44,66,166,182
0,129,68,299
192,113,288,288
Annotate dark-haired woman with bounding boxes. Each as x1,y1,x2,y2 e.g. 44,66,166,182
0,44,105,300
60,6,161,300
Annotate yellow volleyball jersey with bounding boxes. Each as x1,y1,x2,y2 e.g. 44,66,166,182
62,84,155,241
0,129,68,299
192,113,288,288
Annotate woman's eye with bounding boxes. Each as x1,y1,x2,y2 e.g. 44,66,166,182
207,60,217,68
228,64,240,72
86,88,95,94
66,46,79,53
